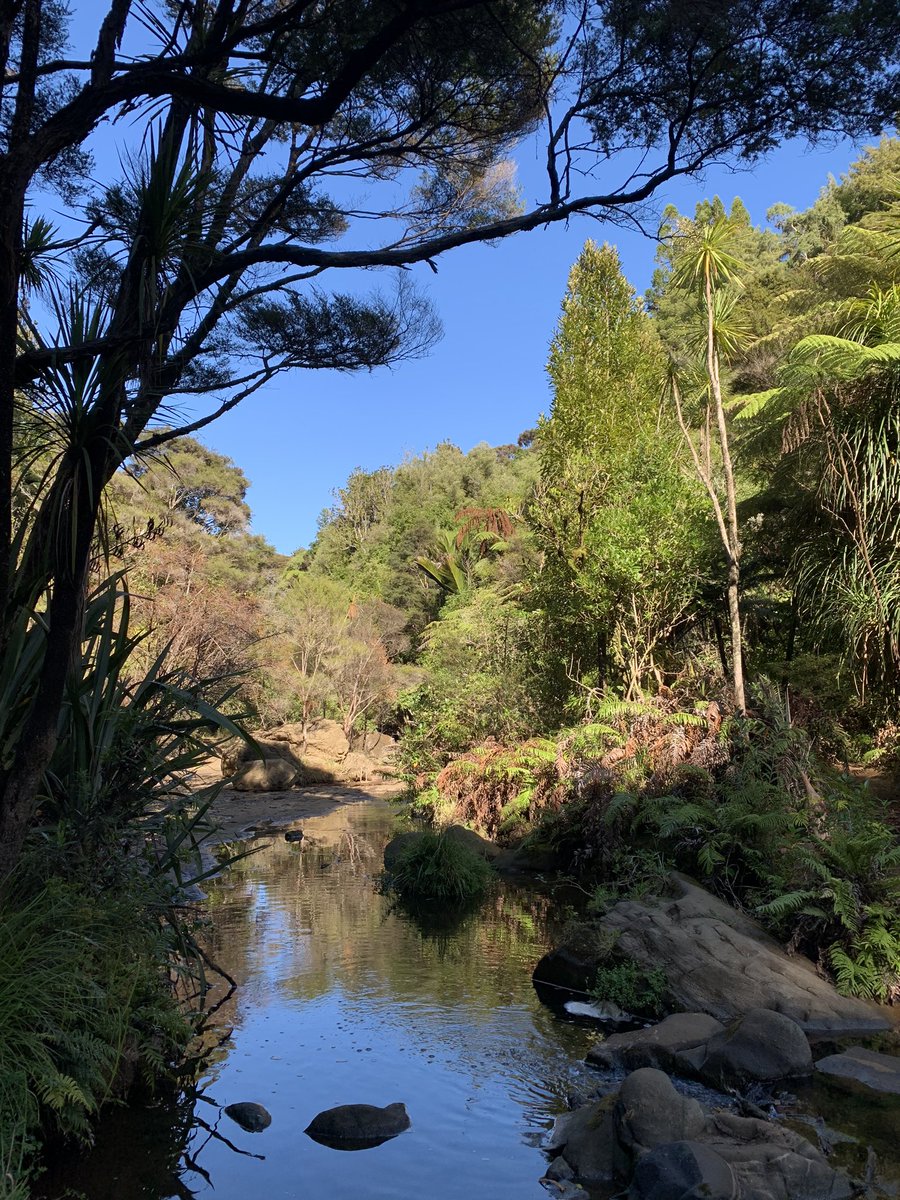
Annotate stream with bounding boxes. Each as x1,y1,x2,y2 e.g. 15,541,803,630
40,795,600,1200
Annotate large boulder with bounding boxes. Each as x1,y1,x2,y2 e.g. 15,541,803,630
546,1096,618,1186
304,1101,410,1150
383,826,498,874
815,1045,900,1096
232,757,298,792
304,718,351,762
552,1069,854,1200
383,831,425,872
600,874,890,1035
444,824,500,860
533,922,616,994
587,1012,725,1073
698,1008,812,1086
702,1111,854,1200
352,729,398,763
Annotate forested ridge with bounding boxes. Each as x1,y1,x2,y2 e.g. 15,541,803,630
4,0,900,1191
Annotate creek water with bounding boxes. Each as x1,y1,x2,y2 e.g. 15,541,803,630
41,795,601,1200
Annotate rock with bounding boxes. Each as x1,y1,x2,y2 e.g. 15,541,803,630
552,1070,855,1200
443,824,500,860
628,1140,738,1200
539,1180,589,1200
232,757,298,792
815,1045,900,1095
383,826,497,874
303,718,351,762
304,1102,410,1150
351,729,398,763
600,874,889,1034
284,829,304,843
613,1069,706,1158
494,841,564,873
698,1008,812,1086
533,922,616,994
294,755,339,785
703,1111,854,1200
544,1157,575,1182
588,1011,724,1072
224,1102,271,1132
383,831,425,872
546,1097,618,1186
340,751,374,781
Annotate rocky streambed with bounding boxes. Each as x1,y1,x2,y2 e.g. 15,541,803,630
529,872,900,1199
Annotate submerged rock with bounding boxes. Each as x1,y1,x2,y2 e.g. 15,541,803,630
224,1101,271,1132
600,874,889,1035
304,1101,410,1150
815,1045,900,1096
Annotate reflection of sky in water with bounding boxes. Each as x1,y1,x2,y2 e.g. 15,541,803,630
42,797,596,1200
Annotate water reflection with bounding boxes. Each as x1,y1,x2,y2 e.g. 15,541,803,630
40,797,596,1200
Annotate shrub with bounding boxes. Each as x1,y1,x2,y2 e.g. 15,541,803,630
382,831,493,906
590,959,668,1018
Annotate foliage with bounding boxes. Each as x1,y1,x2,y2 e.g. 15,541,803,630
434,738,564,840
590,959,668,1019
0,879,192,1194
530,241,706,702
397,585,548,778
381,832,493,908
0,572,252,1190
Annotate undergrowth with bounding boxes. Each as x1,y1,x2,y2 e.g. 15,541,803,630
0,575,253,1195
416,684,900,1003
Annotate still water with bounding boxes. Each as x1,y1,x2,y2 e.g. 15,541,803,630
43,795,599,1200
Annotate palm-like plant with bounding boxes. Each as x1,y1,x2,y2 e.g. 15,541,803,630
668,216,748,711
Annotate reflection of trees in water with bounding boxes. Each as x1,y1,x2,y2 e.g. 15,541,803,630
201,801,571,1018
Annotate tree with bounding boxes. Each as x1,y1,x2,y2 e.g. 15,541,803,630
2,0,900,873
530,241,703,699
266,573,349,733
738,281,900,701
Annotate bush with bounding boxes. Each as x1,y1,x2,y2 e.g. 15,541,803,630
590,959,668,1018
382,831,493,906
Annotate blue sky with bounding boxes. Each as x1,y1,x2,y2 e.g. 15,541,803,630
206,133,862,554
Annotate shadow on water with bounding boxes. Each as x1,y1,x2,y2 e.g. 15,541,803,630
38,798,599,1200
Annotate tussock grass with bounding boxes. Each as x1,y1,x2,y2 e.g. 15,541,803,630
385,831,493,906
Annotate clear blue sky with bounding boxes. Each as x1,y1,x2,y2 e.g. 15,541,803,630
204,133,863,554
